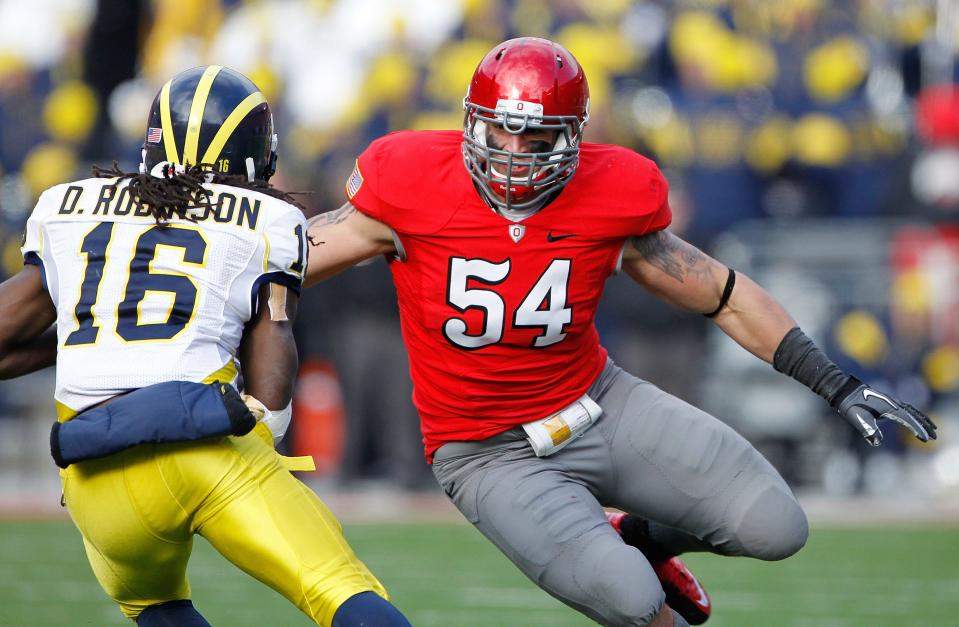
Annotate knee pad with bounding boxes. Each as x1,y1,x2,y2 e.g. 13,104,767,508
734,484,809,561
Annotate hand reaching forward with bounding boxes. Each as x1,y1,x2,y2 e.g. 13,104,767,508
832,377,938,446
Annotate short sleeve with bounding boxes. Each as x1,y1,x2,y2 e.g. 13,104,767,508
21,187,61,294
345,143,386,223
641,166,672,234
260,206,308,294
339,131,462,236
21,188,55,263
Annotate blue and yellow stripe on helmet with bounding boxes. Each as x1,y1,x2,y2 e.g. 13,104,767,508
144,65,277,181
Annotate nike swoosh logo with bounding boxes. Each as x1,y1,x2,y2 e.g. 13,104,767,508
863,389,896,409
547,232,576,242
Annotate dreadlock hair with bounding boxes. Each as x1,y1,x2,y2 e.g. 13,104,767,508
92,162,308,225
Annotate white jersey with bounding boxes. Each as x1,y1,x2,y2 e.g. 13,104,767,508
21,177,307,417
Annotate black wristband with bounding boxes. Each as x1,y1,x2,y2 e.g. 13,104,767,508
772,327,851,403
704,267,736,318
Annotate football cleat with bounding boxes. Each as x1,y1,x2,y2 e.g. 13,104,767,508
606,511,712,625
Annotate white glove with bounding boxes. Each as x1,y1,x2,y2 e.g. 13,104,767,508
241,394,293,445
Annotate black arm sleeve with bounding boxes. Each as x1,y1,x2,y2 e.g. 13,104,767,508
772,327,851,404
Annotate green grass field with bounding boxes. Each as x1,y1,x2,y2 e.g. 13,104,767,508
1,520,958,626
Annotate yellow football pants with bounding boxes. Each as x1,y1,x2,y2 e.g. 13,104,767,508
61,428,387,624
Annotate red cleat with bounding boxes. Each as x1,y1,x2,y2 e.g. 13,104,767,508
651,554,711,625
606,511,711,625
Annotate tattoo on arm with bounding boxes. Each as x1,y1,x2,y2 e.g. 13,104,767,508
630,231,709,283
306,204,356,247
312,203,356,226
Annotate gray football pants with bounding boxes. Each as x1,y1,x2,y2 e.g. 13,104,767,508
431,360,808,626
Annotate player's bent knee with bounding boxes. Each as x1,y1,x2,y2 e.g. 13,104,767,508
136,600,211,627
735,484,809,561
567,533,665,626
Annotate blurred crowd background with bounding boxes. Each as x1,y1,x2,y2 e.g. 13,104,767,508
0,0,957,506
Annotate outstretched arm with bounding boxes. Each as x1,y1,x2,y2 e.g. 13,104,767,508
622,229,936,446
303,202,397,287
622,230,795,362
0,265,57,379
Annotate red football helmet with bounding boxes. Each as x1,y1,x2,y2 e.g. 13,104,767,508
462,37,590,214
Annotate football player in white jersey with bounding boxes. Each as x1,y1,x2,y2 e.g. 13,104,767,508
0,66,411,627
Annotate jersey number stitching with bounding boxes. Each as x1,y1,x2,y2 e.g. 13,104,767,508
443,257,572,350
65,224,208,346
289,223,306,275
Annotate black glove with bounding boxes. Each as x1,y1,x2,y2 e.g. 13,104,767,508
217,383,258,435
831,376,938,446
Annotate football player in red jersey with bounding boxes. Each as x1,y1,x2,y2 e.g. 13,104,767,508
304,38,936,626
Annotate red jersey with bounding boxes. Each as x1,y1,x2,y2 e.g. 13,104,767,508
347,130,671,460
